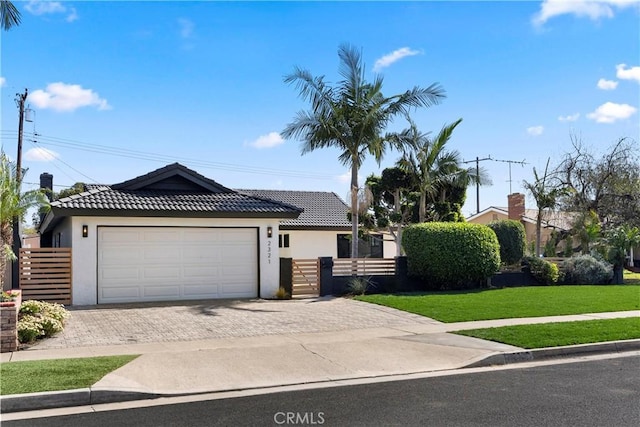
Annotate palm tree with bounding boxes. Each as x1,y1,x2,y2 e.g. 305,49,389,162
282,44,445,258
1,152,48,287
523,158,563,256
396,118,466,222
1,0,21,31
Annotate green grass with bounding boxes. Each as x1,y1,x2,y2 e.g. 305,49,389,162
355,285,640,322
0,355,138,395
455,317,640,349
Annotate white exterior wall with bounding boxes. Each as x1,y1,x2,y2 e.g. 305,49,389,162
66,216,280,305
278,230,342,259
278,229,399,259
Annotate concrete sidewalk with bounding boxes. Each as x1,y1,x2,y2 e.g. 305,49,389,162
1,304,639,413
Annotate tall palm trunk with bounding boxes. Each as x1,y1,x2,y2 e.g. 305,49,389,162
350,164,359,259
419,190,427,223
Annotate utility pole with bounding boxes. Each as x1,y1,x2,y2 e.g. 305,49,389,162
493,158,528,194
11,89,28,289
462,156,492,214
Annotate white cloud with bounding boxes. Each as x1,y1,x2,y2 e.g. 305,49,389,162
249,132,284,149
24,147,59,162
597,78,618,90
616,63,640,82
558,113,580,122
66,7,78,23
336,172,351,184
178,18,195,38
532,0,639,26
25,0,65,15
29,82,111,112
587,101,637,123
25,1,78,22
0,77,5,87
373,47,421,72
526,125,545,136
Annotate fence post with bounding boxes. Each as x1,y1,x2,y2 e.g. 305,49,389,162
279,258,293,296
318,257,334,297
395,256,410,291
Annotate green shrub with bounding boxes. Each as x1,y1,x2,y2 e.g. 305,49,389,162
402,222,501,289
487,220,526,265
562,254,613,284
346,276,375,295
523,256,559,285
17,300,70,344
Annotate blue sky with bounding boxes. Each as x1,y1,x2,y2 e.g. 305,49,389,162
1,0,639,219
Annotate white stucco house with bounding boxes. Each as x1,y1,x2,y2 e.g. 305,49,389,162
38,163,302,305
238,189,398,260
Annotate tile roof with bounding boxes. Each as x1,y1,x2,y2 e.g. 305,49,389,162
238,189,351,229
50,187,302,216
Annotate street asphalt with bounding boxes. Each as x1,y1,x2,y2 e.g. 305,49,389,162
0,297,638,414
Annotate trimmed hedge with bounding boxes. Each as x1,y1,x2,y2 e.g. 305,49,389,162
402,222,501,289
488,220,526,265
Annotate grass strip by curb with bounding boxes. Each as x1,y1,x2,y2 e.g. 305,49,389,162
355,285,640,322
0,355,139,395
454,317,640,349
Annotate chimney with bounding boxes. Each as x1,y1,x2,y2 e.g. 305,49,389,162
40,172,53,201
508,193,525,221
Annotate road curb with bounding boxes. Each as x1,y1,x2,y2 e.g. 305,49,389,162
0,388,159,413
2,340,639,413
465,339,640,368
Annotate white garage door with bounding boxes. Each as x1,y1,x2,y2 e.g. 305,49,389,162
98,227,258,303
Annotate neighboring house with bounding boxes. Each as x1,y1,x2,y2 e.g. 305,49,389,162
38,163,302,305
22,234,40,249
238,189,397,259
467,193,573,254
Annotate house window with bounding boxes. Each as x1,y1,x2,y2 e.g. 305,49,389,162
492,214,498,221
279,233,290,248
337,234,383,258
53,233,61,248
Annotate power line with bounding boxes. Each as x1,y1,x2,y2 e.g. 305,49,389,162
1,130,338,180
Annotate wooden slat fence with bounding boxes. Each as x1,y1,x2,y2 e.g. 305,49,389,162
543,257,568,272
19,248,72,305
332,258,396,277
292,258,319,297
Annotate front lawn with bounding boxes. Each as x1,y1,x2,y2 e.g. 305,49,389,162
355,285,640,322
0,355,138,395
455,317,640,349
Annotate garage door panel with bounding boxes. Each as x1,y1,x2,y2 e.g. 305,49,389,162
143,230,181,242
143,286,180,298
101,267,140,281
144,247,179,261
102,286,141,300
182,246,223,260
98,227,258,303
183,266,220,278
101,230,141,243
142,267,181,280
183,284,220,296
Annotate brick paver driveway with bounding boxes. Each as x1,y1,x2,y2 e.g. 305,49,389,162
30,297,439,349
